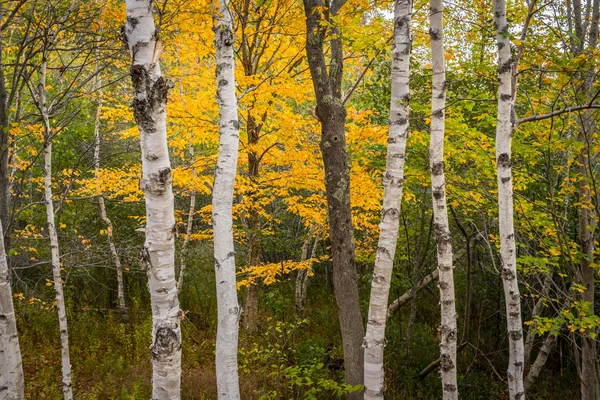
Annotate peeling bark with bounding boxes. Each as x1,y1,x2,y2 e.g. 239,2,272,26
124,1,182,398
212,0,241,396
0,220,23,399
363,0,412,396
493,0,526,397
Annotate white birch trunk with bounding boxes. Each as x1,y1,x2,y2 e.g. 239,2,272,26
494,0,526,397
429,2,458,398
363,1,411,397
93,62,128,323
124,2,182,398
0,220,24,400
213,0,241,397
39,56,73,400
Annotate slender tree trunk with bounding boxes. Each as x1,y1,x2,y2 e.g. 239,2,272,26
363,1,411,396
93,62,128,323
493,0,526,397
524,334,556,391
213,0,241,396
524,275,552,365
429,2,458,397
302,0,364,395
243,113,261,333
39,55,73,400
578,159,597,400
0,220,23,399
124,2,182,398
177,143,196,296
0,2,10,253
295,226,321,315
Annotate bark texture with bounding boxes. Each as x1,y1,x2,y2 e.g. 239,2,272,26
124,1,182,398
493,0,526,397
429,2,458,397
302,0,365,395
213,0,242,397
0,220,24,399
93,66,128,323
363,0,411,397
40,57,73,400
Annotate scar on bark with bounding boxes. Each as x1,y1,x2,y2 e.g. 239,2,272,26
497,153,511,168
152,323,181,360
432,161,444,176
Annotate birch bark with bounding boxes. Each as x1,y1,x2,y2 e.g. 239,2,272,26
39,54,73,400
0,220,24,399
363,0,411,397
93,62,128,323
493,0,526,397
429,2,458,397
212,0,241,396
124,1,182,397
524,334,556,391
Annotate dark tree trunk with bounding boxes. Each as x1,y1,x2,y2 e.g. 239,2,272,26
301,1,364,394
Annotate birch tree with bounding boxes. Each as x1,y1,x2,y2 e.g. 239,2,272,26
212,0,242,397
493,0,526,397
429,1,458,397
37,33,74,400
363,0,411,397
124,1,182,397
0,220,24,399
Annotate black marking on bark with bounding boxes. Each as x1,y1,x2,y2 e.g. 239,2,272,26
119,25,128,46
433,109,444,119
438,80,446,98
438,281,449,290
146,153,159,161
433,189,443,200
432,161,444,176
152,324,181,360
501,176,511,184
509,330,523,341
444,384,457,392
440,353,455,371
126,16,139,28
230,120,239,130
497,153,511,168
401,92,411,103
218,79,228,87
498,42,505,50
140,247,151,271
429,28,441,41
156,287,168,293
501,267,515,280
500,93,512,101
391,117,407,126
498,59,513,75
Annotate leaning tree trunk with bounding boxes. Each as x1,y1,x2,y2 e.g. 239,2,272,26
493,0,526,398
124,1,182,398
0,220,24,399
363,0,411,397
212,0,242,397
93,62,128,323
524,333,556,391
39,56,73,400
429,1,458,397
